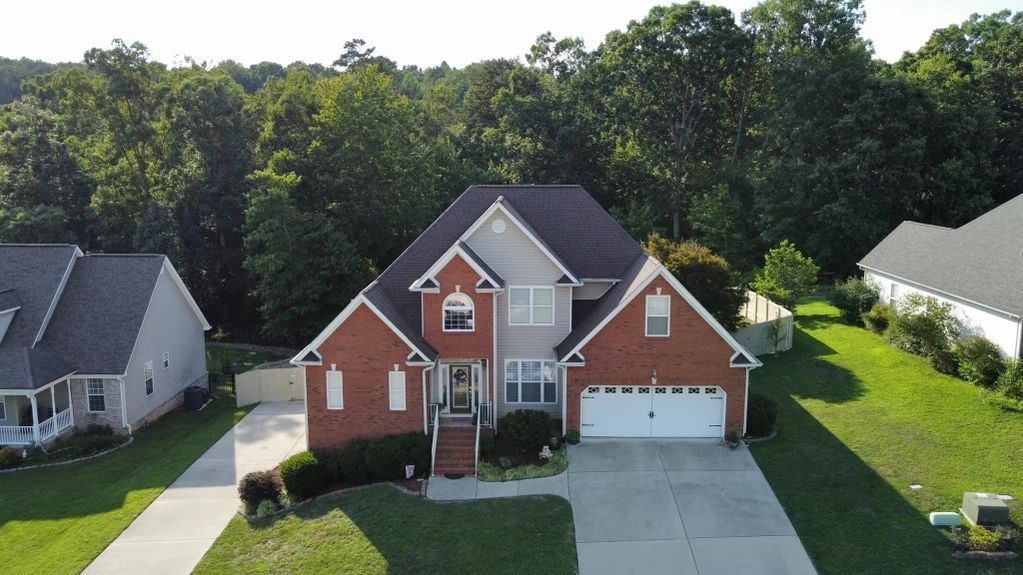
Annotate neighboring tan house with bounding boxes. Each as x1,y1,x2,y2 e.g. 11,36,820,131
859,194,1023,358
293,185,761,475
0,244,211,446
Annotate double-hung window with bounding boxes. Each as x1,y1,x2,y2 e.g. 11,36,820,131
87,378,106,412
388,369,407,411
326,371,344,410
509,287,554,325
646,295,670,337
144,362,154,396
442,292,474,332
505,360,557,403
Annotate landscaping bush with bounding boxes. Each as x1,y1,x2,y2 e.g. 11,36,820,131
746,393,778,437
929,348,959,376
54,431,123,458
85,424,114,436
750,240,820,310
238,469,283,512
500,410,554,452
0,446,21,470
829,277,879,325
339,439,371,483
256,499,278,518
365,436,404,480
317,449,344,483
564,430,580,445
479,434,495,458
884,295,960,362
954,336,1005,388
279,451,325,501
968,525,1002,552
998,359,1023,401
863,303,895,334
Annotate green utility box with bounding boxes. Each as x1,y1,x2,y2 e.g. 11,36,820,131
962,492,1010,526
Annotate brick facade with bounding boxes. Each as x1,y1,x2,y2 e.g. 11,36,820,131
566,275,749,436
306,304,426,451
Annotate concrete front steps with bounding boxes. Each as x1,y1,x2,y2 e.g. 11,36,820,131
434,420,476,476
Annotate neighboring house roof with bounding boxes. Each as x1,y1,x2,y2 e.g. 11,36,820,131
859,194,1023,317
297,184,759,368
0,245,210,390
0,244,80,347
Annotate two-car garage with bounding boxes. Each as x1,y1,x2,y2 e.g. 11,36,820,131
579,385,725,438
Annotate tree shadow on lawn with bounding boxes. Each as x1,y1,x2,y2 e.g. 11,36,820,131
752,381,1018,574
759,321,865,404
245,487,577,575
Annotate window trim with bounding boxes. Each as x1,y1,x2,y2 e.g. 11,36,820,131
86,378,106,413
144,361,154,396
326,370,344,410
388,370,407,411
504,359,558,404
508,286,555,326
442,292,475,332
645,295,671,337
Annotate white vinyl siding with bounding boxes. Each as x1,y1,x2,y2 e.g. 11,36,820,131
144,362,154,396
646,295,670,337
326,371,344,410
388,370,407,411
509,287,554,325
87,378,106,412
505,360,557,404
162,351,170,369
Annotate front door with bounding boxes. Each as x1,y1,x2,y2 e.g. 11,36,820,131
449,365,472,413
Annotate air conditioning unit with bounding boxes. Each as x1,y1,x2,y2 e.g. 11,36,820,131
961,492,1010,526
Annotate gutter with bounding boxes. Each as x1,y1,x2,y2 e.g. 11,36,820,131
859,264,1021,320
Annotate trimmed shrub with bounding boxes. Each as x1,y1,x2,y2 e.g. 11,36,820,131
405,433,431,476
238,469,282,511
317,449,344,483
365,436,404,480
279,451,324,500
968,525,1001,552
829,277,879,325
746,393,778,437
885,295,960,363
863,303,895,334
339,439,371,483
256,499,278,518
565,430,581,445
85,424,114,436
480,434,495,458
954,336,1005,388
929,348,959,376
998,359,1023,401
500,410,554,452
0,446,21,470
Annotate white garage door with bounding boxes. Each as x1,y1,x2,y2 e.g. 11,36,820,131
580,385,724,438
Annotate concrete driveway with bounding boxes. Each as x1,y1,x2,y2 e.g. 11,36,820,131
84,401,306,575
569,439,816,575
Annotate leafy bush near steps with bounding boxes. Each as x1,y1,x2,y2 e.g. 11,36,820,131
863,303,896,334
0,446,21,470
954,336,1005,388
829,277,879,325
500,410,555,452
317,432,431,487
279,451,324,501
746,393,778,437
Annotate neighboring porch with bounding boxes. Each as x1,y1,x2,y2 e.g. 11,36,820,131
0,377,75,446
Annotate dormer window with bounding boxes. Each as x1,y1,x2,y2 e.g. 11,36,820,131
443,292,475,332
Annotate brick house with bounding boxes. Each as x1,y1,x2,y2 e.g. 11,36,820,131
293,185,760,475
1,245,211,446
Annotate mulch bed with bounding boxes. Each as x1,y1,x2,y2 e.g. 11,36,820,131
481,435,551,468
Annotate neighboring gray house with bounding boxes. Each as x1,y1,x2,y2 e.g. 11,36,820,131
0,245,211,446
859,194,1023,358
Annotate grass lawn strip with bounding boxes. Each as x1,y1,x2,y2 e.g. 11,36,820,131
750,300,1023,575
194,485,577,575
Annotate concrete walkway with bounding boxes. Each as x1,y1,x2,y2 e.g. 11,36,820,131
84,401,306,575
426,470,569,501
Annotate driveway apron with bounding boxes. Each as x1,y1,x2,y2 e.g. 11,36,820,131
83,401,306,575
570,439,816,575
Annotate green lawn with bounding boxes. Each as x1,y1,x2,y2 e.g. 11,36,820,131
0,346,279,575
751,300,1023,575
194,486,577,575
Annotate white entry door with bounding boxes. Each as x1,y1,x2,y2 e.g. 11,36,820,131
580,385,724,438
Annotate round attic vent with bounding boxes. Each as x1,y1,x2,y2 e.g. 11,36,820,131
491,218,506,234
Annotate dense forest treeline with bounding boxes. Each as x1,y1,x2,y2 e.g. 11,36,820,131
1,0,1021,344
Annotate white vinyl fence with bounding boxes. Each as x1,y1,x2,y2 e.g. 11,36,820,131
731,291,793,356
236,360,306,407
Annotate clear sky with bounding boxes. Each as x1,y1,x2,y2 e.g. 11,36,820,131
2,0,1020,68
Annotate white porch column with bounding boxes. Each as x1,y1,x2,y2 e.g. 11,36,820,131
49,385,56,418
29,394,40,444
67,378,74,427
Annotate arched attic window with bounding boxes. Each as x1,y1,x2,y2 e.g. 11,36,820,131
442,292,474,332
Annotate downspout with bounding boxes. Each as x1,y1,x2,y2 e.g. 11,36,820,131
742,368,751,437
119,377,132,436
561,365,568,436
422,364,434,436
